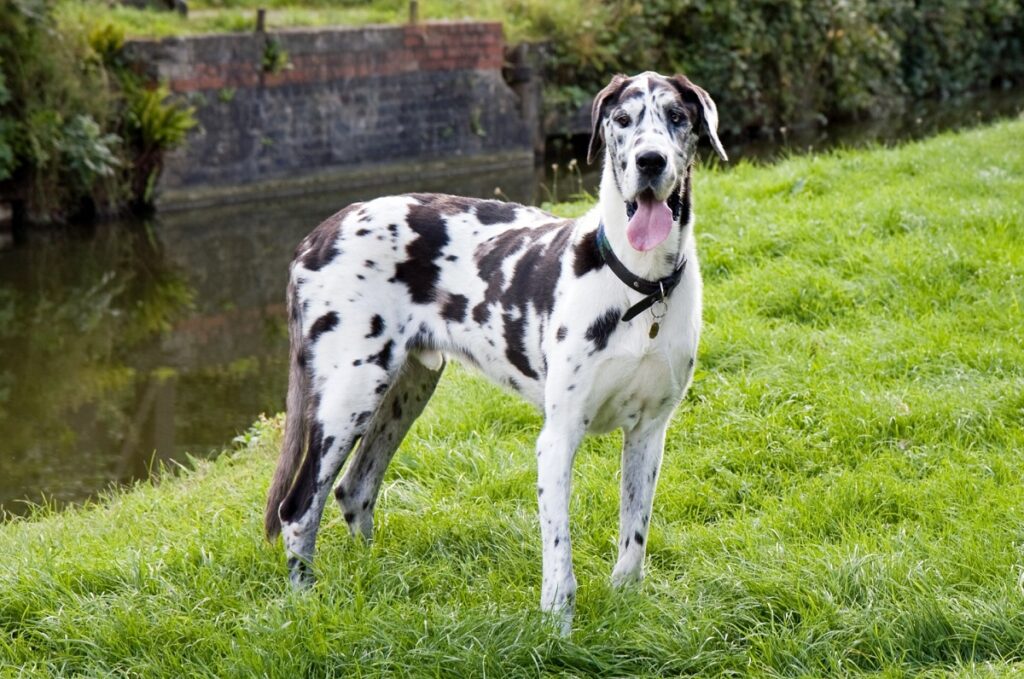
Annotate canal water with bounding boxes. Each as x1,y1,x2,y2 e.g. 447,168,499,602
1,89,1022,517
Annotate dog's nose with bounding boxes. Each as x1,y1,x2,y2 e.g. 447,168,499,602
636,151,667,177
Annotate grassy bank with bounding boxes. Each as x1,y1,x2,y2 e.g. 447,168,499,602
2,120,1023,676
53,0,543,40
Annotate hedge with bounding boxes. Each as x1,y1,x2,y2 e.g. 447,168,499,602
531,0,1024,134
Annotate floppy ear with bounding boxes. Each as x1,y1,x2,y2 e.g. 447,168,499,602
670,75,728,162
586,74,629,165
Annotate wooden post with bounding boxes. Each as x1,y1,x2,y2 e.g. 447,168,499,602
409,0,419,25
256,8,266,32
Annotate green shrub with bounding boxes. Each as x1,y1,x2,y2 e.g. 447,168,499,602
121,82,196,208
0,0,195,221
532,0,1024,134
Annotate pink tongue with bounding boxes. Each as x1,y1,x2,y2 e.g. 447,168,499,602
626,198,673,251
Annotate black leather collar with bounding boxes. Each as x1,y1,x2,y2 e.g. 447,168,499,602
595,223,686,322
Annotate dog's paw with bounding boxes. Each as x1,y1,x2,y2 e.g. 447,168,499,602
541,585,576,636
610,561,644,589
287,556,316,590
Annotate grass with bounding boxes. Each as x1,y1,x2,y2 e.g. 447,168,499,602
54,0,553,40
2,119,1024,676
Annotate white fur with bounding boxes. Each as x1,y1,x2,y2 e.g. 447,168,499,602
269,72,725,635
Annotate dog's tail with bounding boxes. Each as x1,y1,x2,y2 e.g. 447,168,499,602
265,275,307,540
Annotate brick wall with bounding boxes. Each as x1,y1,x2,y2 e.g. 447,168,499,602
125,22,533,208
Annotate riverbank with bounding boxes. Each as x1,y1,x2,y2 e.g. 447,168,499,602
2,120,1023,675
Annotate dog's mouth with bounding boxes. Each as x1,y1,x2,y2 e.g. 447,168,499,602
625,186,683,252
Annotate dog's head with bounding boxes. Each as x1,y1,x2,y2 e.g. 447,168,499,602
588,72,727,251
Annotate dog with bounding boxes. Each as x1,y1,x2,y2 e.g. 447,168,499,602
264,71,727,632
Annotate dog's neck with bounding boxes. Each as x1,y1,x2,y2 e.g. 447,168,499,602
598,161,691,283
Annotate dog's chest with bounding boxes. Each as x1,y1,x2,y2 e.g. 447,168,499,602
579,285,701,433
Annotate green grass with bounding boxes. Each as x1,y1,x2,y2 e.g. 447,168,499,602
3,120,1024,676
54,0,552,40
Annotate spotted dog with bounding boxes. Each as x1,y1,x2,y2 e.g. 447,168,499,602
265,71,727,632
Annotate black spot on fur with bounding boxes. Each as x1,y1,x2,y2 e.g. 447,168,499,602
367,340,395,371
375,383,388,395
408,193,476,214
356,228,370,236
445,255,458,262
362,500,370,510
634,531,644,546
392,399,402,419
688,357,695,367
344,512,355,523
393,203,449,304
503,312,538,379
367,314,385,338
472,301,490,324
308,311,339,343
502,224,572,318
554,537,560,547
475,200,518,225
585,308,622,351
573,230,604,277
300,205,355,271
441,294,469,323
537,486,544,496
556,326,567,342
365,259,376,268
475,222,573,379
355,411,372,427
473,227,531,318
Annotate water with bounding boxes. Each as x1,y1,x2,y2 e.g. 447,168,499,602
0,168,537,517
1,89,1022,517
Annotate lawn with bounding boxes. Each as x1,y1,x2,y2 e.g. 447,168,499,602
53,0,554,40
1,119,1023,676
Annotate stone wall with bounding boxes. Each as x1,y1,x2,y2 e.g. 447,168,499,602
125,22,534,209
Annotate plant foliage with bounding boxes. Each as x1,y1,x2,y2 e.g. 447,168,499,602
515,0,1024,133
0,0,196,221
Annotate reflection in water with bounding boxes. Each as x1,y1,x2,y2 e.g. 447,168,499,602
0,167,538,516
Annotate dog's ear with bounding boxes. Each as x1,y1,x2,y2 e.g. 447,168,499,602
587,74,629,165
669,75,728,162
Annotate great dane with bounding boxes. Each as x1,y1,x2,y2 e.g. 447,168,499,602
265,71,727,632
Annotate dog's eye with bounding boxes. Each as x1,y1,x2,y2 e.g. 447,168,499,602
614,113,631,128
668,109,686,125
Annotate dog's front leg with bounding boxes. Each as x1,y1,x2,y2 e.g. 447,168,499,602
536,420,585,635
612,415,671,587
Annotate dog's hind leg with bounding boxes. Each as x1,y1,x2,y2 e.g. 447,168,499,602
334,355,445,540
611,415,671,587
278,361,398,588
